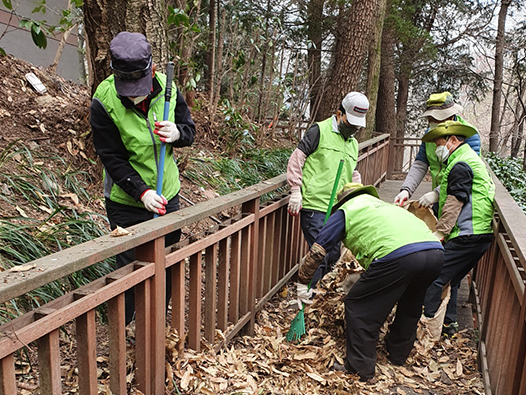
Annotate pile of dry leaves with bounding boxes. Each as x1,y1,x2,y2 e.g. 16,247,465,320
145,254,484,395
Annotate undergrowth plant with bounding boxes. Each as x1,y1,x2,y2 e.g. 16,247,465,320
185,146,292,202
486,153,526,214
0,142,113,323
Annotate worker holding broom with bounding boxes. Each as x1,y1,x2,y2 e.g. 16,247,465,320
287,92,369,291
297,183,444,381
90,32,195,324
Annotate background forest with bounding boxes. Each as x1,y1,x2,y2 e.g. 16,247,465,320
2,0,526,160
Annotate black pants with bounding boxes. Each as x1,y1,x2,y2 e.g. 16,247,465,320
300,209,341,287
424,234,493,324
345,249,443,380
106,194,181,324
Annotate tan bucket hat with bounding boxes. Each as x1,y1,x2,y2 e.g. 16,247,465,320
331,182,379,214
422,92,463,121
422,120,477,143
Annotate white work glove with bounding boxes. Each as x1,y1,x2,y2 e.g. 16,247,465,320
140,189,168,215
419,191,439,208
288,189,302,216
433,230,445,243
154,120,180,143
394,190,410,206
296,282,313,309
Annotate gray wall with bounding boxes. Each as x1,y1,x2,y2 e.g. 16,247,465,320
0,0,84,82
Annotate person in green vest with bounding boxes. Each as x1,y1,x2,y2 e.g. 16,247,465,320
287,92,369,288
421,121,494,337
394,92,481,215
296,183,444,381
90,32,195,323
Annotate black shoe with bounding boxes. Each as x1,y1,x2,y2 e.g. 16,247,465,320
442,322,459,337
332,361,371,382
332,361,349,373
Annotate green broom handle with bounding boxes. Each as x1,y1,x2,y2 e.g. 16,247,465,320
307,158,344,292
324,159,345,224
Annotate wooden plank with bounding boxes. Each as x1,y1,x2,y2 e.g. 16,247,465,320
136,238,166,395
229,232,241,324
280,206,290,278
0,264,154,359
37,329,61,394
0,174,288,304
77,309,98,395
0,354,16,395
239,222,251,317
204,244,218,343
135,279,151,395
108,293,126,395
171,260,186,353
217,238,230,332
257,215,267,299
188,253,202,351
263,213,274,296
271,208,283,288
165,214,254,268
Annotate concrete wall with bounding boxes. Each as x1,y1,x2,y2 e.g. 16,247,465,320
0,0,84,82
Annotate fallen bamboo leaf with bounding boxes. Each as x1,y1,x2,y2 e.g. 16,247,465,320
110,226,131,237
9,264,36,272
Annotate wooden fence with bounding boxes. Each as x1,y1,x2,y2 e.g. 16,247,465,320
0,134,390,394
471,170,526,395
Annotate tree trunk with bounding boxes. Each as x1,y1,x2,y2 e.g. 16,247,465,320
317,0,378,119
206,0,216,96
489,0,512,153
83,0,168,95
307,0,324,122
376,26,397,172
362,0,387,140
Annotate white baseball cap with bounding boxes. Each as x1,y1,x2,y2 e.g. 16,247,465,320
341,92,369,127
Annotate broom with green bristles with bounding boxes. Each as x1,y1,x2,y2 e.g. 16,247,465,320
286,159,345,342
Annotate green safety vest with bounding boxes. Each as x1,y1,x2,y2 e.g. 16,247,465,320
339,194,438,270
438,143,495,241
94,74,180,207
301,117,358,212
425,115,475,188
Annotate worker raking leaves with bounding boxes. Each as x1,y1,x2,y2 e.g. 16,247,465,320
296,183,444,382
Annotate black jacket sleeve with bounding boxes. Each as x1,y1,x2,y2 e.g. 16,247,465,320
446,161,473,203
297,124,320,156
90,98,150,200
172,87,195,148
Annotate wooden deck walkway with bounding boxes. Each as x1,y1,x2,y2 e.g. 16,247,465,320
377,179,474,333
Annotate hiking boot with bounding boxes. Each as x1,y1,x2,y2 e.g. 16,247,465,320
442,322,459,337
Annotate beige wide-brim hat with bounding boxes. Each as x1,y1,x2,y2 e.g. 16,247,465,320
331,182,379,214
422,120,477,143
421,91,463,121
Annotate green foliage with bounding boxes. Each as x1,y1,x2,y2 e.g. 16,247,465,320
185,146,292,201
486,153,526,214
219,99,257,156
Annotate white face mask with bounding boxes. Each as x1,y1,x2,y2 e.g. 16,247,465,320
435,140,451,163
428,121,439,129
130,95,147,105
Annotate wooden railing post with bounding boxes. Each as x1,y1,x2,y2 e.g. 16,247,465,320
36,328,61,394
0,354,16,395
107,292,126,395
137,238,165,395
242,198,260,335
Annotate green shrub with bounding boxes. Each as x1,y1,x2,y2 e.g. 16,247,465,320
486,153,526,214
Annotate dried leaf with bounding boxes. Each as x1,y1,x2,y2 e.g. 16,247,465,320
456,359,463,376
15,205,28,217
9,264,36,272
110,226,131,237
306,372,326,384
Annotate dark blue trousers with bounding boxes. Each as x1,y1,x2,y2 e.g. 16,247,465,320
106,194,181,324
300,209,341,287
345,249,443,380
423,234,493,324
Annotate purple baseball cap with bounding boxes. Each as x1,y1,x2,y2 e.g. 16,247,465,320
110,32,153,97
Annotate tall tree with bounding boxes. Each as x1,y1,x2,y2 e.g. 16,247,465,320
307,0,325,122
317,0,379,119
489,0,512,152
83,0,168,95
